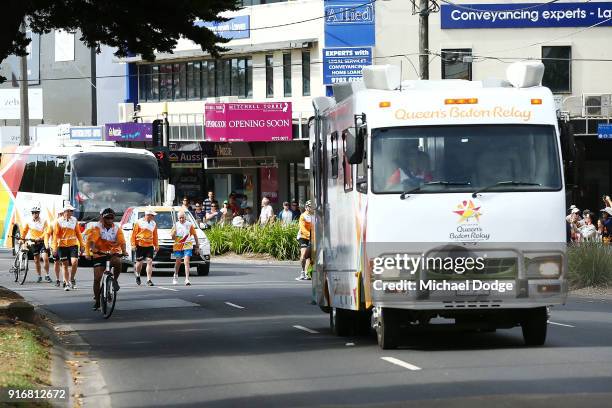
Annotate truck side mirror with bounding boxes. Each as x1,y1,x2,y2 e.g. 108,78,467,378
165,184,176,206
61,183,70,201
346,128,365,165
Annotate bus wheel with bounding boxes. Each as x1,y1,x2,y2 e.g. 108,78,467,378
376,308,399,350
521,307,548,346
330,307,352,337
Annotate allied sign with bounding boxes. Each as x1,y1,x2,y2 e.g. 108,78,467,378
0,89,43,120
323,47,372,84
204,102,292,142
69,126,103,141
441,2,612,29
196,15,250,40
598,124,612,140
324,0,375,47
104,122,152,142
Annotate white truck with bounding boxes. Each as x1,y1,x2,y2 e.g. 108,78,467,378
310,62,569,349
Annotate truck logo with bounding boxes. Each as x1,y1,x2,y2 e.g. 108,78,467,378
453,200,482,223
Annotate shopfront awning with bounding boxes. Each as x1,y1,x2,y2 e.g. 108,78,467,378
204,156,277,169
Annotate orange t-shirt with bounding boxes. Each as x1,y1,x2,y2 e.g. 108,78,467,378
52,216,85,251
131,218,159,248
86,222,126,256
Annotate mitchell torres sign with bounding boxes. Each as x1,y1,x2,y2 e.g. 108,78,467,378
204,102,292,142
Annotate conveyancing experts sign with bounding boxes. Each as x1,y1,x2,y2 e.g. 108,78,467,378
323,47,372,85
441,2,612,29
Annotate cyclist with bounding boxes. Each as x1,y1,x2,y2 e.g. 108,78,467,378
45,208,64,287
296,200,313,281
171,210,200,286
85,208,127,311
52,204,85,291
131,207,159,286
20,205,51,283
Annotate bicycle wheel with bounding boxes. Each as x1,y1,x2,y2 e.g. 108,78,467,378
11,254,19,282
102,274,116,319
100,277,108,316
19,251,28,285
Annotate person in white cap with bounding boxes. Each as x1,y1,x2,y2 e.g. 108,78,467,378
296,200,313,280
20,204,51,283
52,204,85,291
45,208,65,287
171,210,200,286
600,207,612,243
131,207,159,286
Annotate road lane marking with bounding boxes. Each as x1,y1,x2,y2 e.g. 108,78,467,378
293,325,319,334
157,286,179,292
346,342,355,346
548,321,575,328
381,357,422,371
197,294,205,297
225,302,245,309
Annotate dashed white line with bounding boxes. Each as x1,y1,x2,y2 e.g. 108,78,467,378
225,302,245,309
196,294,205,297
157,286,179,292
548,321,575,328
293,325,319,334
381,357,422,371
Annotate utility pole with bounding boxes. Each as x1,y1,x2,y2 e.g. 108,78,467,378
418,0,430,80
19,21,30,145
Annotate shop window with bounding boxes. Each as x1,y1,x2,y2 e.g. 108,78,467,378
159,64,173,100
342,131,353,192
302,50,310,96
283,52,292,97
441,49,472,80
266,54,274,98
138,65,151,101
331,132,339,179
187,61,201,99
151,65,159,101
542,46,571,93
173,63,186,100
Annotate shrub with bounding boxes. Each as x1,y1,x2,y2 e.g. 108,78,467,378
567,242,612,288
206,222,300,261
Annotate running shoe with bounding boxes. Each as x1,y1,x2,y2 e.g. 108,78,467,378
92,302,100,311
185,281,191,286
147,280,154,286
36,276,42,283
63,282,70,291
45,275,52,283
71,279,76,289
172,275,178,285
55,280,60,287
135,275,141,286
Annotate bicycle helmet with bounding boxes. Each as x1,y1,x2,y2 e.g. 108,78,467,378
31,205,41,212
100,208,116,218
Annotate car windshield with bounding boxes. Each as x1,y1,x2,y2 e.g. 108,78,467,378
72,153,161,221
371,124,562,194
141,210,199,230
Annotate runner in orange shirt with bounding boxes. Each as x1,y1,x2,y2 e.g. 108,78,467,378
52,204,85,291
21,205,51,283
131,207,159,286
85,208,127,310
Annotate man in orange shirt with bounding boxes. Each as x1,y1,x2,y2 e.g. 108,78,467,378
131,207,159,286
45,208,64,287
21,205,51,283
296,200,313,281
86,208,127,310
52,204,85,291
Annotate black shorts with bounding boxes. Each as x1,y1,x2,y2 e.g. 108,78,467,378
298,238,311,248
92,257,108,268
58,246,78,261
30,242,47,256
136,246,155,261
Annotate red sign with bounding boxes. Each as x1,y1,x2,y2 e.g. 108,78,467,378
205,102,293,142
260,168,279,203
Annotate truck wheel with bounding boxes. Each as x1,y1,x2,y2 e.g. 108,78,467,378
376,308,399,349
521,307,548,346
330,307,352,336
355,310,373,336
197,263,210,276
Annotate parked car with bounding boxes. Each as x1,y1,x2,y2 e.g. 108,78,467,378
120,206,211,276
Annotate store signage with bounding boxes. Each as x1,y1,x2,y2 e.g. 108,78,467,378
196,15,250,40
598,124,612,140
324,0,376,47
441,2,612,29
0,89,43,120
169,151,204,168
69,126,103,141
105,122,152,142
323,47,372,85
204,102,292,142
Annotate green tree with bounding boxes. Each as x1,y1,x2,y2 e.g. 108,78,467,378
0,0,238,82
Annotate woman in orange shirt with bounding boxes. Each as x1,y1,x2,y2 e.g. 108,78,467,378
52,204,85,291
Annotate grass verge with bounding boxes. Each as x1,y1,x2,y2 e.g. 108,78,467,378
567,242,612,288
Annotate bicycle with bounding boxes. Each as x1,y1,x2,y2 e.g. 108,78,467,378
93,251,129,319
9,238,38,285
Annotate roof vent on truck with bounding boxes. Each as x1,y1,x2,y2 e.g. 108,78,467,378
363,65,401,91
506,61,545,88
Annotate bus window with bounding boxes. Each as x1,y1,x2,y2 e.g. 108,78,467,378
19,155,37,193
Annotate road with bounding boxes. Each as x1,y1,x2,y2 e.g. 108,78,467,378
2,252,612,408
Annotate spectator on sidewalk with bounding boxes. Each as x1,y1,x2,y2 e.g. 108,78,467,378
290,200,302,220
243,207,256,226
193,202,206,224
205,202,222,226
579,212,598,242
220,200,234,225
259,197,275,225
203,191,218,214
278,202,295,226
180,197,193,213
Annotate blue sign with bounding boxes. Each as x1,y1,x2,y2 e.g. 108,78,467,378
69,126,104,141
441,2,612,29
196,15,250,39
323,47,372,85
598,124,612,140
324,0,375,47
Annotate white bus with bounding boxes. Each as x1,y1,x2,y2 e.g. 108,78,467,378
310,62,569,349
0,142,173,251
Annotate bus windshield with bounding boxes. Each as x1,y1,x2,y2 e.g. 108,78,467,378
72,153,161,220
371,124,562,194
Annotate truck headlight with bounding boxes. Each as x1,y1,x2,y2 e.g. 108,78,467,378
539,262,560,277
526,256,562,279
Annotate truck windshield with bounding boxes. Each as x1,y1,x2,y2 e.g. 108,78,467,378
371,124,562,194
72,153,161,221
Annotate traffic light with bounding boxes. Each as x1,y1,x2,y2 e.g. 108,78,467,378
152,119,163,146
150,146,171,179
